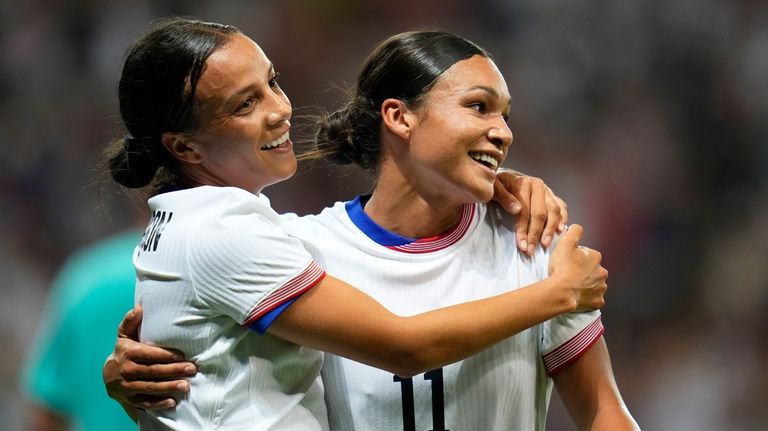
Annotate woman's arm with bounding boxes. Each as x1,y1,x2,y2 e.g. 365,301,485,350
270,226,600,377
105,224,607,413
553,337,640,431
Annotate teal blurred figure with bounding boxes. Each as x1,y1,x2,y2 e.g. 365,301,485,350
21,230,141,431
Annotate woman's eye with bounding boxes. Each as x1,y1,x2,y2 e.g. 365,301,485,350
469,102,486,113
236,98,254,113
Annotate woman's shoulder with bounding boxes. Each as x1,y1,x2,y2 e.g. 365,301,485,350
152,186,277,220
146,187,284,251
281,199,353,238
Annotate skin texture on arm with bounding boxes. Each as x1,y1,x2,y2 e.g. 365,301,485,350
553,338,640,431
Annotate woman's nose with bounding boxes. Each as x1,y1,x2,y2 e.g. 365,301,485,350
267,92,292,127
488,115,513,149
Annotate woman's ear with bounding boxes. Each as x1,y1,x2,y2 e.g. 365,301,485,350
161,132,202,164
381,98,417,140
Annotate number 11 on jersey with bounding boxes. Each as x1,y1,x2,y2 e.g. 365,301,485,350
393,368,448,431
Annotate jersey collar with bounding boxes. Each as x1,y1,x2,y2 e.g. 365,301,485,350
344,195,475,254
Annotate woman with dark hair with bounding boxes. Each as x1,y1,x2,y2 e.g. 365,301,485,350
299,31,637,430
102,18,611,430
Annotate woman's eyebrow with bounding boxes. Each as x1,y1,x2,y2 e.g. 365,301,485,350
465,85,511,109
221,62,276,107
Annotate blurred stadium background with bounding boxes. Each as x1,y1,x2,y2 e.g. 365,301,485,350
1,1,766,429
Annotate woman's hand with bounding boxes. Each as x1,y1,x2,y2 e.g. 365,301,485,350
493,169,568,256
103,305,197,416
547,224,608,312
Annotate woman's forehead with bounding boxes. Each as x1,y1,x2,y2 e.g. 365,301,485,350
205,34,269,78
430,55,509,98
196,34,271,100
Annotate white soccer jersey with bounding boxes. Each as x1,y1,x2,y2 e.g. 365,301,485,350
284,196,603,431
134,186,328,431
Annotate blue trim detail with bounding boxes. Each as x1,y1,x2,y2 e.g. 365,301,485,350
249,298,297,334
345,196,416,246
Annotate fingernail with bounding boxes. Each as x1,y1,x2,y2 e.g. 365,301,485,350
520,239,528,251
165,399,177,408
558,223,566,232
177,381,189,391
527,244,535,256
542,235,552,247
511,203,521,213
184,365,196,374
173,353,185,361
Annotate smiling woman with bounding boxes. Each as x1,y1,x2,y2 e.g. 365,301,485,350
102,18,617,431
161,33,296,194
300,30,639,430
110,30,295,195
381,54,513,210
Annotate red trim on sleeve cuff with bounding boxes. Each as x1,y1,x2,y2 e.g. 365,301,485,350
243,261,326,326
543,316,604,376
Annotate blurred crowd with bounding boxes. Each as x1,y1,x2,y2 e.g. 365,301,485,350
1,1,766,429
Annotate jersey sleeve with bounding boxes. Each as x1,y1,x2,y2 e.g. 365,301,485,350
540,312,604,376
188,209,325,327
535,229,605,376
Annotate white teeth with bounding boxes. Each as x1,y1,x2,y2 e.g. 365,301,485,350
469,152,499,170
261,132,289,150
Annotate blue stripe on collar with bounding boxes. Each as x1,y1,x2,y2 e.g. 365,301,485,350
344,196,416,247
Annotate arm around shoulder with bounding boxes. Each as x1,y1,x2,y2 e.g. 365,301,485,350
267,273,579,377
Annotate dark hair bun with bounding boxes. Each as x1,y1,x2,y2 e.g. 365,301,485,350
315,98,380,169
108,137,162,188
319,106,357,166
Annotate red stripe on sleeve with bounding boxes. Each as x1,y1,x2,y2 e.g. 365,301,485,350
243,261,326,326
542,316,605,376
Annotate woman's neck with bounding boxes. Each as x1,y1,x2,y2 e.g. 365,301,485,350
364,178,465,239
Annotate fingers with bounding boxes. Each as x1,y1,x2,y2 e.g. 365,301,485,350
493,175,522,214
513,177,532,254
117,305,143,340
132,394,182,410
116,337,187,364
495,172,569,255
112,380,188,410
559,224,584,250
526,179,548,255
553,196,568,231
585,265,609,310
121,377,191,397
122,360,197,381
541,190,564,248
581,246,601,261
104,344,196,412
104,353,196,411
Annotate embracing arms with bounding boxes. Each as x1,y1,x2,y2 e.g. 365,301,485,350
269,224,603,378
103,171,590,414
106,223,605,414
